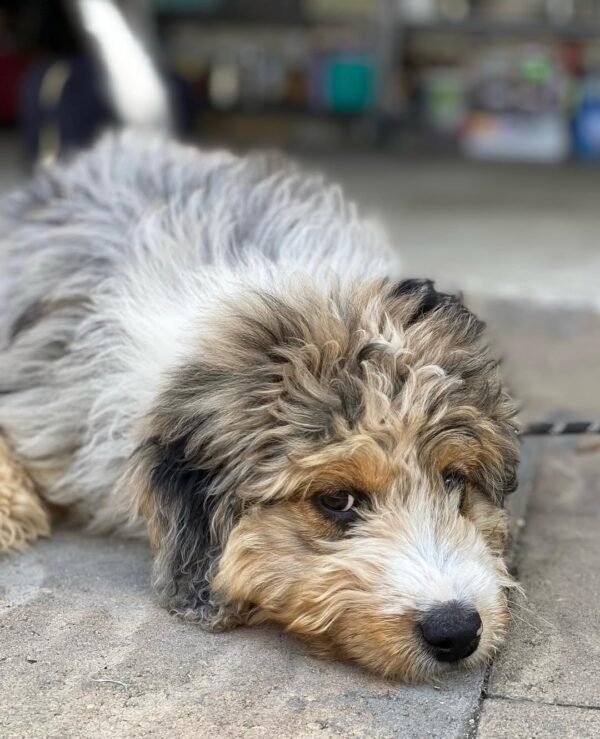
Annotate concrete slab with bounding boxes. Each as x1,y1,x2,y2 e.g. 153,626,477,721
466,299,600,423
0,435,543,739
477,698,600,739
487,446,600,710
525,440,600,517
1,531,488,739
315,154,600,312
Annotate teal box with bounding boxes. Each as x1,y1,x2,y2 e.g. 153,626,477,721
324,54,375,113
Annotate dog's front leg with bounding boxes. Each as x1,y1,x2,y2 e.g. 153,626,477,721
0,436,50,553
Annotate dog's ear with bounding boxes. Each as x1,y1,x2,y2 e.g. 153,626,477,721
386,278,486,353
128,429,246,630
388,279,461,327
502,467,519,495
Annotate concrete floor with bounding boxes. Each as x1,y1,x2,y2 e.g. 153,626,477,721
1,135,599,737
479,438,600,738
315,153,600,312
2,439,599,739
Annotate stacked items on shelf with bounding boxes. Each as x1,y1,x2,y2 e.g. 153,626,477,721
161,25,376,115
405,0,600,160
154,0,600,157
461,45,572,162
572,41,600,158
155,0,378,130
402,0,600,26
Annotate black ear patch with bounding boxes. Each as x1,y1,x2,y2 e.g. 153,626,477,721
142,431,226,618
390,279,461,327
503,468,519,495
149,435,219,555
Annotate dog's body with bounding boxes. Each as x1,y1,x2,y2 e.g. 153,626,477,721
0,131,520,680
0,132,393,531
0,0,521,681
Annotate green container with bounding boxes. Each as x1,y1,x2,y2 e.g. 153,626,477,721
325,54,375,114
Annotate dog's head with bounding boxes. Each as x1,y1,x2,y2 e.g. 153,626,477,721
128,278,519,680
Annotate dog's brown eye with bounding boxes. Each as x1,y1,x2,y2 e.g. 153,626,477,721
442,470,467,496
317,491,358,522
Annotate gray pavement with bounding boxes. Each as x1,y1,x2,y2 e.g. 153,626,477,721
316,153,600,312
0,532,488,739
3,435,598,738
1,138,600,737
479,439,600,736
477,700,599,739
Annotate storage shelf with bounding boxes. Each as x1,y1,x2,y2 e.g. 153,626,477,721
156,11,370,28
404,19,600,39
198,105,371,119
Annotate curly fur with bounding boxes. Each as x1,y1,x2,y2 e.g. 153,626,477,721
0,436,50,551
0,131,393,516
0,131,520,679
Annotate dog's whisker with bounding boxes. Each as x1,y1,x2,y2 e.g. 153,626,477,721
509,600,555,631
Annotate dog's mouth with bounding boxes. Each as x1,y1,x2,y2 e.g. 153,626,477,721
424,635,481,664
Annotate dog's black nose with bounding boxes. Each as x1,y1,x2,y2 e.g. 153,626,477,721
420,601,482,662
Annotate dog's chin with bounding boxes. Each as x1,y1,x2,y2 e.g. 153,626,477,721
243,595,509,682
301,619,505,683
335,597,509,681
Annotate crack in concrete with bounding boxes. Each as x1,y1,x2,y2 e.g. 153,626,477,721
467,445,543,739
484,695,600,712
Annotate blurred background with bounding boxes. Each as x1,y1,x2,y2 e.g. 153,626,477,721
6,0,600,159
0,0,599,417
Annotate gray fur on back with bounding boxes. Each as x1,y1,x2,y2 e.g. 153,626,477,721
0,131,397,531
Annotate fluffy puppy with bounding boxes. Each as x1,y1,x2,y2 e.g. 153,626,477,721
0,132,519,680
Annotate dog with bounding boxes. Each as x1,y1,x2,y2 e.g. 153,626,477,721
0,2,520,682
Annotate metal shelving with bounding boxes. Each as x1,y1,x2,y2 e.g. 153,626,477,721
151,2,600,147
155,0,397,137
402,19,600,38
